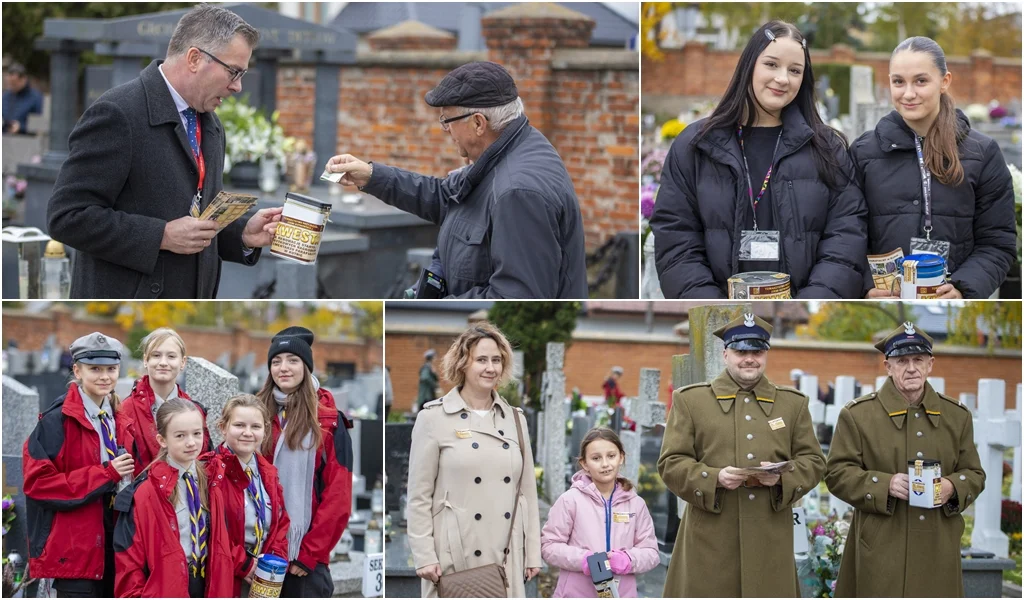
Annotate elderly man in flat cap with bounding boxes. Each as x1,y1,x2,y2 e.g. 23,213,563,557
325,61,587,299
825,322,984,597
659,313,824,597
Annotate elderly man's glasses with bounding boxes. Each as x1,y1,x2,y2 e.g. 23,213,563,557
440,112,488,132
196,48,247,83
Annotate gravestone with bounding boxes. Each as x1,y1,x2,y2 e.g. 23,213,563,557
3,376,40,456
2,376,39,590
215,351,232,371
849,65,875,107
7,347,29,376
385,422,413,514
569,414,592,465
970,379,1021,557
1012,384,1022,504
184,356,240,448
540,342,567,502
620,368,664,486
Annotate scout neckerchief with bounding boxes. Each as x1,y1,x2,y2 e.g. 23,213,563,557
245,466,267,554
184,470,208,577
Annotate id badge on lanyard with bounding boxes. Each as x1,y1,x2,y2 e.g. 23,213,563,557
737,126,782,261
911,134,950,260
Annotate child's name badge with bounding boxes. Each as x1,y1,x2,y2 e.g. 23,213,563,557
768,417,786,431
455,429,472,439
612,512,630,523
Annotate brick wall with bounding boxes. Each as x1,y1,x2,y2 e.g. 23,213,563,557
1,309,382,375
642,42,1023,107
276,4,640,249
386,331,1021,413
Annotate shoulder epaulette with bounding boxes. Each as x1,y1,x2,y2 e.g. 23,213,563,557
848,392,878,407
422,398,443,409
676,382,711,393
774,384,807,397
937,392,970,412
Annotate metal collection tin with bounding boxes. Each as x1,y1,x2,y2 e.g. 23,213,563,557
908,459,942,509
899,254,946,299
248,554,288,598
269,192,332,265
727,272,792,299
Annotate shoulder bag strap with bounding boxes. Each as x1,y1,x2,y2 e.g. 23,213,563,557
502,408,526,568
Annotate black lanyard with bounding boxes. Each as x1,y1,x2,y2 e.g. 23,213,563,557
737,126,783,231
912,134,933,240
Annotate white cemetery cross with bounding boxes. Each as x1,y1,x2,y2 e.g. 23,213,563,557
800,374,824,424
928,377,945,394
970,379,1022,557
1012,383,1022,503
619,368,662,485
541,342,568,502
825,377,855,518
960,393,977,412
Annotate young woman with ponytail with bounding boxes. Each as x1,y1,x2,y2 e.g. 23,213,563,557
258,326,353,598
113,399,233,597
851,36,1017,299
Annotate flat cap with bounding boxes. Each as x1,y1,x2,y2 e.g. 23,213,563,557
876,322,933,358
424,61,518,108
70,332,123,365
714,313,773,351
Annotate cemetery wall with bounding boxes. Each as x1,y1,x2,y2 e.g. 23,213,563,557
386,331,1021,412
1,309,382,373
274,6,639,251
642,42,1023,108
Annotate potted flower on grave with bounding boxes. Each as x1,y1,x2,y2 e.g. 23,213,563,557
801,513,850,598
217,95,296,190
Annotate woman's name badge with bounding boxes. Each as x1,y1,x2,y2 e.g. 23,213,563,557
768,417,786,431
739,230,780,260
612,512,630,523
455,429,472,439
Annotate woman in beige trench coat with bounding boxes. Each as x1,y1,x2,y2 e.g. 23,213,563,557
406,323,542,598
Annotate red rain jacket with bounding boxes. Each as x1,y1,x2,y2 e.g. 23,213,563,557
112,460,234,597
202,445,290,597
119,376,212,477
264,388,353,572
22,383,135,580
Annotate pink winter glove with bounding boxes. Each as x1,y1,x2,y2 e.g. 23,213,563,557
581,555,591,576
608,551,632,575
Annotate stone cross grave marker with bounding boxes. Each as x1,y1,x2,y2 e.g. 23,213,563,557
970,379,1021,557
1012,383,1022,504
619,368,665,486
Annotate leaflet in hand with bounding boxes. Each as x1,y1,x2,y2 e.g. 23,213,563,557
731,461,794,477
867,248,904,293
198,191,258,231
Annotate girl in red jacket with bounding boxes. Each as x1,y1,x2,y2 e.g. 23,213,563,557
113,398,233,598
120,328,212,476
202,393,291,597
23,332,135,597
258,326,354,598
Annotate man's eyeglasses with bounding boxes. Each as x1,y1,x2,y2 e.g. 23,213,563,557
196,48,247,83
439,112,488,132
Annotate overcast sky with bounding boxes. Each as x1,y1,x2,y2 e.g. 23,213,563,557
605,2,639,24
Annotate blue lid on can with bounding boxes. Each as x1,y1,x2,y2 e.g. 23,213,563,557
900,253,946,278
257,554,289,570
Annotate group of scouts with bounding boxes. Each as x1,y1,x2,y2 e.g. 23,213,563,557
659,314,986,598
21,326,354,598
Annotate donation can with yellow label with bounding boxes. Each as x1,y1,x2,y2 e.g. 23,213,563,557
908,459,942,509
269,193,332,265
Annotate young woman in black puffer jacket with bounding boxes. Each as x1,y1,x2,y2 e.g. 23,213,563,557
851,36,1017,299
651,20,868,299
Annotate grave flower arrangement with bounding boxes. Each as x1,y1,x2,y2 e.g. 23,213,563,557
803,513,849,598
217,95,296,173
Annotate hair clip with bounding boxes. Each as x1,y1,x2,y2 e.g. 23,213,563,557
765,29,776,43
802,38,807,49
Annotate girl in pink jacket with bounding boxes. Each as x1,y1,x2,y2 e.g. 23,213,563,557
541,428,660,598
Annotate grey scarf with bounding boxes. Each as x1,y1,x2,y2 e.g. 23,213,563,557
272,377,319,562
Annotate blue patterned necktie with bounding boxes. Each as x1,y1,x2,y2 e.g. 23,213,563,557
245,466,266,553
97,410,118,462
182,108,201,217
184,471,208,577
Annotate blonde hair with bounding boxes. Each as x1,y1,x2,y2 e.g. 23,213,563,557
140,328,187,361
219,393,270,436
442,323,514,388
257,365,322,454
147,398,209,509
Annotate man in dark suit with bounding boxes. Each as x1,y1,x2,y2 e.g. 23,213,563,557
47,5,282,299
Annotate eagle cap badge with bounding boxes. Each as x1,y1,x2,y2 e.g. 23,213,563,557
744,314,755,328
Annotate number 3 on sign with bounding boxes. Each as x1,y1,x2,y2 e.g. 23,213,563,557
363,553,384,598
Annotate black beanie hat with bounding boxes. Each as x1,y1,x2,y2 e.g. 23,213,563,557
267,326,315,373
